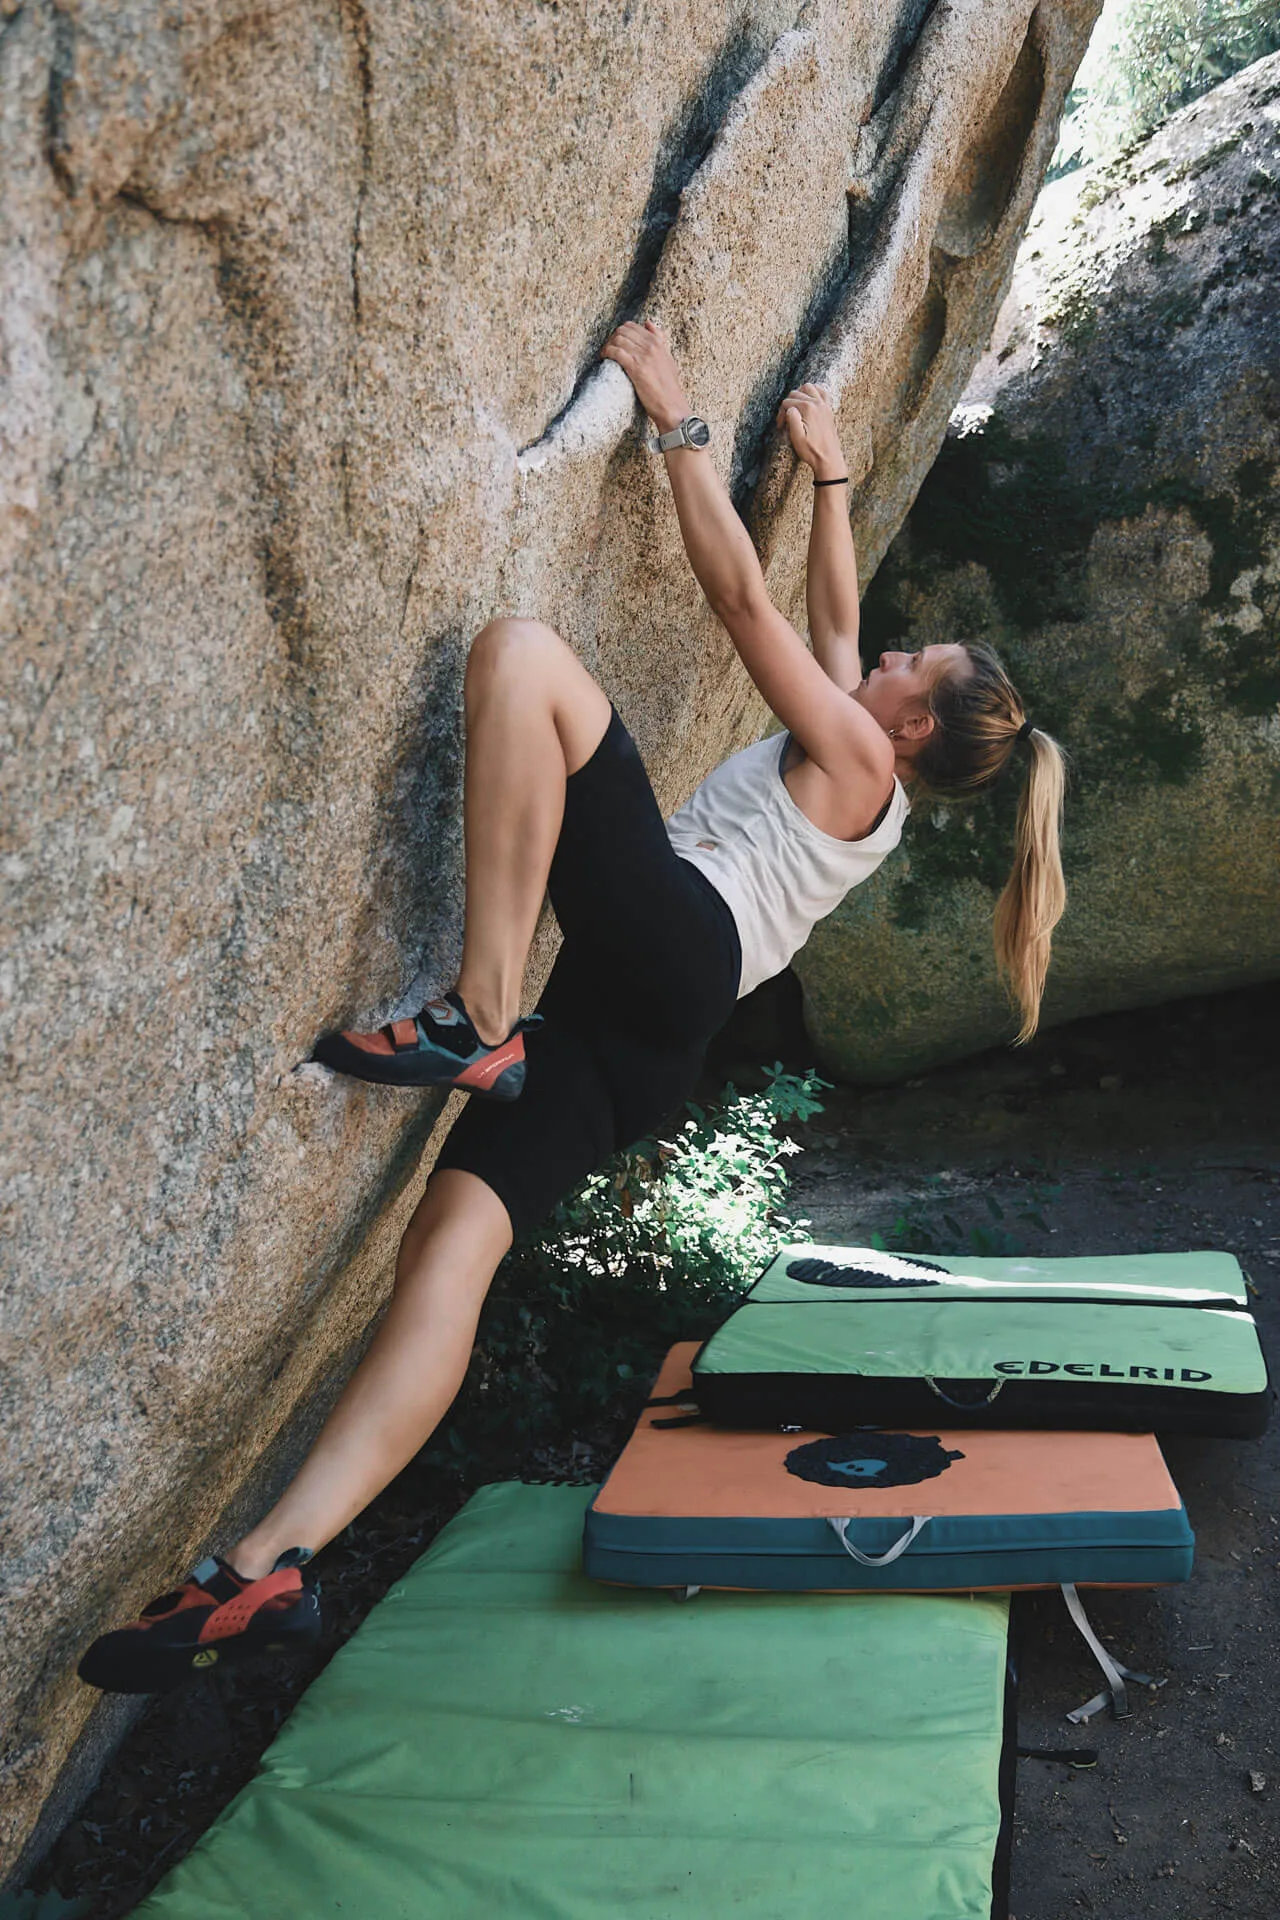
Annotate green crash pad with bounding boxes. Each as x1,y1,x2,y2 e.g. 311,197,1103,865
693,1246,1270,1436
137,1484,1014,1920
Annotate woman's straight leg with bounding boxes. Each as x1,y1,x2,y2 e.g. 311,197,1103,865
234,623,612,1574
227,1170,514,1579
452,618,611,1045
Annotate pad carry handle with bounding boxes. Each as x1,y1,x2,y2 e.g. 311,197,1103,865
925,1376,1006,1411
827,1515,930,1567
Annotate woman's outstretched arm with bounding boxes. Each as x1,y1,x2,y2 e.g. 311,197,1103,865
777,384,863,693
602,322,887,791
602,321,766,619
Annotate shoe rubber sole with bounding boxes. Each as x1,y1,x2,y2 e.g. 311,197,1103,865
78,1592,322,1694
313,1032,527,1098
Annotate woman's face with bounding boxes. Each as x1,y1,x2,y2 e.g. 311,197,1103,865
852,643,969,740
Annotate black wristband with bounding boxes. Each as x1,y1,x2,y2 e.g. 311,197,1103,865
813,475,849,487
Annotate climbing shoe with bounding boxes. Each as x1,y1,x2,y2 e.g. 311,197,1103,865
77,1549,321,1694
313,990,539,1098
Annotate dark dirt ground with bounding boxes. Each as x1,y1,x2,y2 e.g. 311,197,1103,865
753,978,1280,1920
25,979,1280,1920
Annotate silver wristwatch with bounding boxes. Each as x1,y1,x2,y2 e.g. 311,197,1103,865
654,415,711,452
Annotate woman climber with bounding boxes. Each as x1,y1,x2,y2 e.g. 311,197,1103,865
80,321,1066,1691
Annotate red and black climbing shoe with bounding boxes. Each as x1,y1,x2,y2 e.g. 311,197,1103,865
313,990,539,1098
77,1548,321,1694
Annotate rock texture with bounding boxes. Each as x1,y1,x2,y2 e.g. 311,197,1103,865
795,52,1280,1083
0,0,1098,1871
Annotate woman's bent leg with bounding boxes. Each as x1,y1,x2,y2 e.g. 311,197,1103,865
454,618,611,1045
228,1170,514,1579
314,619,612,1089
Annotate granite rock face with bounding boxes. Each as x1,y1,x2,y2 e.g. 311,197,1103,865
795,53,1280,1083
0,0,1097,1868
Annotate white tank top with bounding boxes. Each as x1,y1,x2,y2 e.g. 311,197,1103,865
665,733,908,999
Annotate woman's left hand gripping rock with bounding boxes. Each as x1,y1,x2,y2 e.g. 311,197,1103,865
777,384,846,483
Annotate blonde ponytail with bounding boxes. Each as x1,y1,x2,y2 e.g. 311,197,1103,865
992,729,1066,1042
918,646,1067,1044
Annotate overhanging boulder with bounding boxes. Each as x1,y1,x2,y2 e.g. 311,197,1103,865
0,0,1097,1870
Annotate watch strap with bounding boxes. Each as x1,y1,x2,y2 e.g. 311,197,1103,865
655,419,692,452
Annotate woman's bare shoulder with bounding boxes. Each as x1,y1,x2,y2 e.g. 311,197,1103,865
781,731,897,842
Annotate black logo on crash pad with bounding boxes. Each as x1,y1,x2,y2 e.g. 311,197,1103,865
786,1255,946,1289
785,1433,965,1489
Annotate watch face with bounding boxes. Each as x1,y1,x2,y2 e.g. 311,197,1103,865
685,416,711,448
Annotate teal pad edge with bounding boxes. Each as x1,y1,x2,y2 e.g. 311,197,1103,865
137,1483,1014,1920
583,1503,1195,1591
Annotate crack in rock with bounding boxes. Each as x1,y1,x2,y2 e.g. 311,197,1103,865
517,20,805,471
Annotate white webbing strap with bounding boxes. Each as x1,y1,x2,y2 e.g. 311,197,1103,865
1061,1582,1165,1722
827,1515,930,1567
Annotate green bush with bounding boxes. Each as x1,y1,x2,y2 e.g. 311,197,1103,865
1053,0,1280,175
424,1066,827,1480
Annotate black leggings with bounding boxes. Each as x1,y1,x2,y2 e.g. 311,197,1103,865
435,710,742,1235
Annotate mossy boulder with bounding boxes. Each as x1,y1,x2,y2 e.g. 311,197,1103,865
795,52,1280,1082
